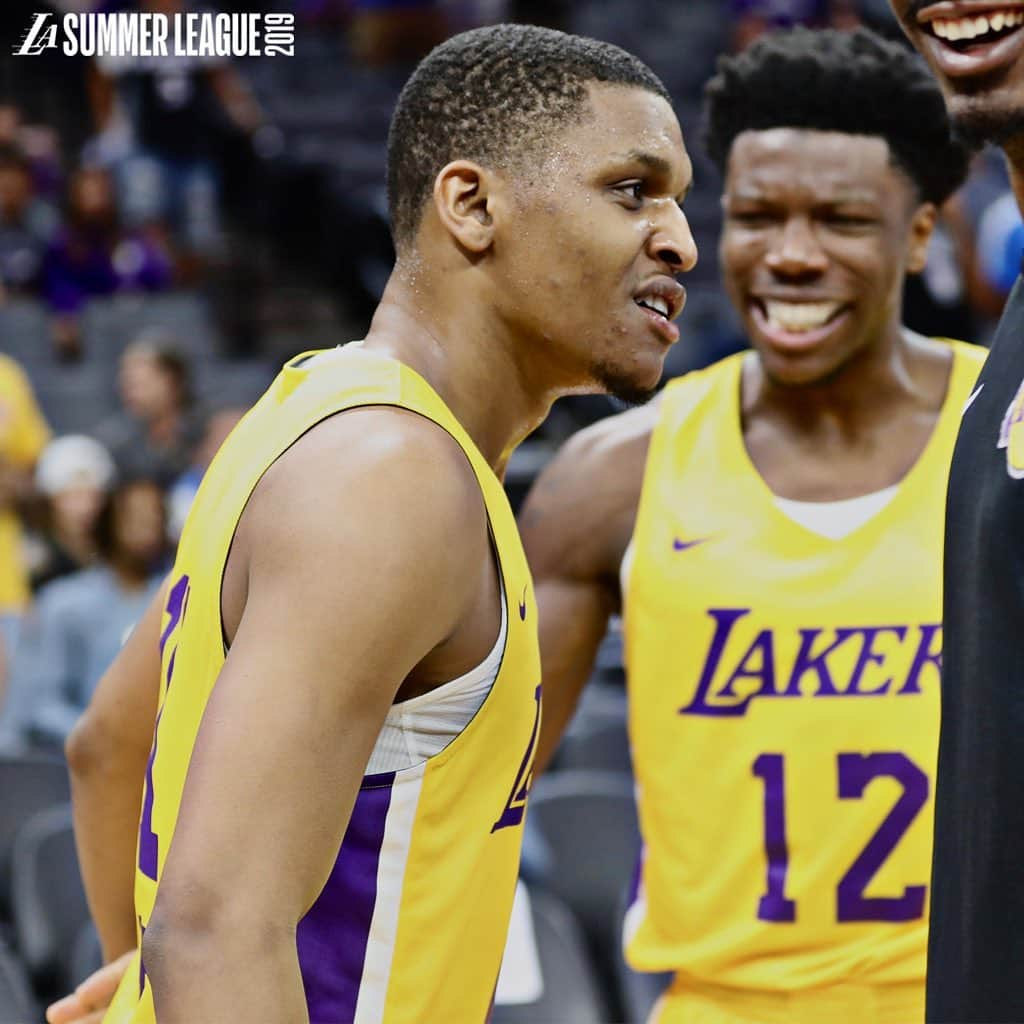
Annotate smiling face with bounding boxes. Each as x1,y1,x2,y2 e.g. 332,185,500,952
890,0,1024,145
720,128,932,387
490,83,698,403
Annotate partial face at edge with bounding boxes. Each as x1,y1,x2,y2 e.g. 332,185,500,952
489,82,698,404
720,128,929,387
889,0,1024,145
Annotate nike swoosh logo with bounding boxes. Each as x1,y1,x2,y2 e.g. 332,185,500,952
673,537,710,552
963,383,984,415
518,585,527,621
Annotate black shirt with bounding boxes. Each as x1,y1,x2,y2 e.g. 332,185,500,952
928,276,1024,1023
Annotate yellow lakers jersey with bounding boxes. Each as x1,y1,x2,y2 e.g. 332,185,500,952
623,341,985,991
105,346,542,1024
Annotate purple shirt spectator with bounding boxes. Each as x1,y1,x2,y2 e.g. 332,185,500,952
41,165,171,315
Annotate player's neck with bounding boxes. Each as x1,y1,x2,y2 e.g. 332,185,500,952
362,275,560,477
745,325,922,436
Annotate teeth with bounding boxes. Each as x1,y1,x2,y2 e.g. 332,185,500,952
763,300,842,334
637,296,670,317
933,8,1024,41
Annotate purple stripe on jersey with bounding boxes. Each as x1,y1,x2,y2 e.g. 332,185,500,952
297,771,396,1023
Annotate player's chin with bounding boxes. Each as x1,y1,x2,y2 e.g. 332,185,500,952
594,355,665,406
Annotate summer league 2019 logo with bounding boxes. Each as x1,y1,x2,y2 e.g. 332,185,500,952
14,10,294,58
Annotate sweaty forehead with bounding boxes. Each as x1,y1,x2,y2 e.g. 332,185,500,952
726,128,897,201
541,82,688,176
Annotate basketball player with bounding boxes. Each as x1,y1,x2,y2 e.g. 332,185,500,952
47,24,697,1024
519,28,979,1024
886,3,1024,1020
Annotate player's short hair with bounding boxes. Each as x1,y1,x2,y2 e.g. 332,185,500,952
703,27,970,205
386,23,671,249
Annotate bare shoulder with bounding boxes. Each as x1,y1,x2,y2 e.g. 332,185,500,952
240,405,489,614
519,398,662,583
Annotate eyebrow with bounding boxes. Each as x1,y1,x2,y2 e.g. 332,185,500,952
728,189,878,204
614,149,694,199
618,149,673,176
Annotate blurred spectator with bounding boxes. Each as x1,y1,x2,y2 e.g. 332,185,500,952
0,102,64,202
87,0,268,261
0,354,51,653
729,0,861,49
976,191,1024,304
25,434,117,592
94,332,202,486
2,474,168,751
42,165,173,358
348,0,451,64
0,143,58,298
167,403,245,539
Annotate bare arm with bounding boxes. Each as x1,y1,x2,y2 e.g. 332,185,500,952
65,577,168,962
142,410,488,1024
520,407,655,773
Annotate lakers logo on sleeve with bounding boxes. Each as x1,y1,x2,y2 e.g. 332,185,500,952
998,376,1024,479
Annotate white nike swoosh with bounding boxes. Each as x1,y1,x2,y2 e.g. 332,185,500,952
963,384,984,415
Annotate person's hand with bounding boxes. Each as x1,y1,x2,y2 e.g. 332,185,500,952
45,950,134,1024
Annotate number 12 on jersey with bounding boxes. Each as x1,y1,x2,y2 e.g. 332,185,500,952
752,752,929,924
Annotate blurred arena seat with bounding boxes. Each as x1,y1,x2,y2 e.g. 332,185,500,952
527,771,641,1019
0,938,36,1024
68,921,102,991
0,754,69,919
494,881,609,1024
10,803,89,992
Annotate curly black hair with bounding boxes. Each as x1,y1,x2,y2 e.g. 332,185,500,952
703,27,971,205
386,23,671,250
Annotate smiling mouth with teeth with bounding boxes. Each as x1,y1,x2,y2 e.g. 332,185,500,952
927,7,1024,47
761,299,845,333
636,297,670,319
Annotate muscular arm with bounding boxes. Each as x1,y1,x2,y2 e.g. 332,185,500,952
519,405,656,773
142,410,488,1024
65,577,168,962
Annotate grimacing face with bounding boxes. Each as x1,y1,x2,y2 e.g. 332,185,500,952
490,83,698,404
720,129,930,388
889,0,1024,145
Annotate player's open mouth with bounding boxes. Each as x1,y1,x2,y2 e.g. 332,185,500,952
633,279,685,345
917,3,1024,78
750,298,851,351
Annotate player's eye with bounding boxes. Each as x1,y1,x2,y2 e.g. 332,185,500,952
613,181,645,205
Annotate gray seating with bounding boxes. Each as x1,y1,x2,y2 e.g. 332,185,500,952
0,940,36,1024
69,921,103,990
0,754,70,918
10,803,89,989
493,886,608,1024
0,300,51,370
527,772,641,1019
557,716,632,775
80,293,219,367
34,365,116,435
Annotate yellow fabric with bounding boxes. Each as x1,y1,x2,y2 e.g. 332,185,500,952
0,354,50,611
105,346,542,1024
651,975,922,1024
624,342,985,995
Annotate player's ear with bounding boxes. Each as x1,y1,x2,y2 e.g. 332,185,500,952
906,202,937,275
433,161,497,254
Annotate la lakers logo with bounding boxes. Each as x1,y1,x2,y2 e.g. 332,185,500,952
998,376,1024,479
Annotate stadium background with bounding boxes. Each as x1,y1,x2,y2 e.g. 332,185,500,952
0,1,1015,1020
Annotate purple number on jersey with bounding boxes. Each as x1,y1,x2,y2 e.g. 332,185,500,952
753,750,928,923
752,753,797,922
836,752,929,922
491,684,542,832
138,574,190,881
